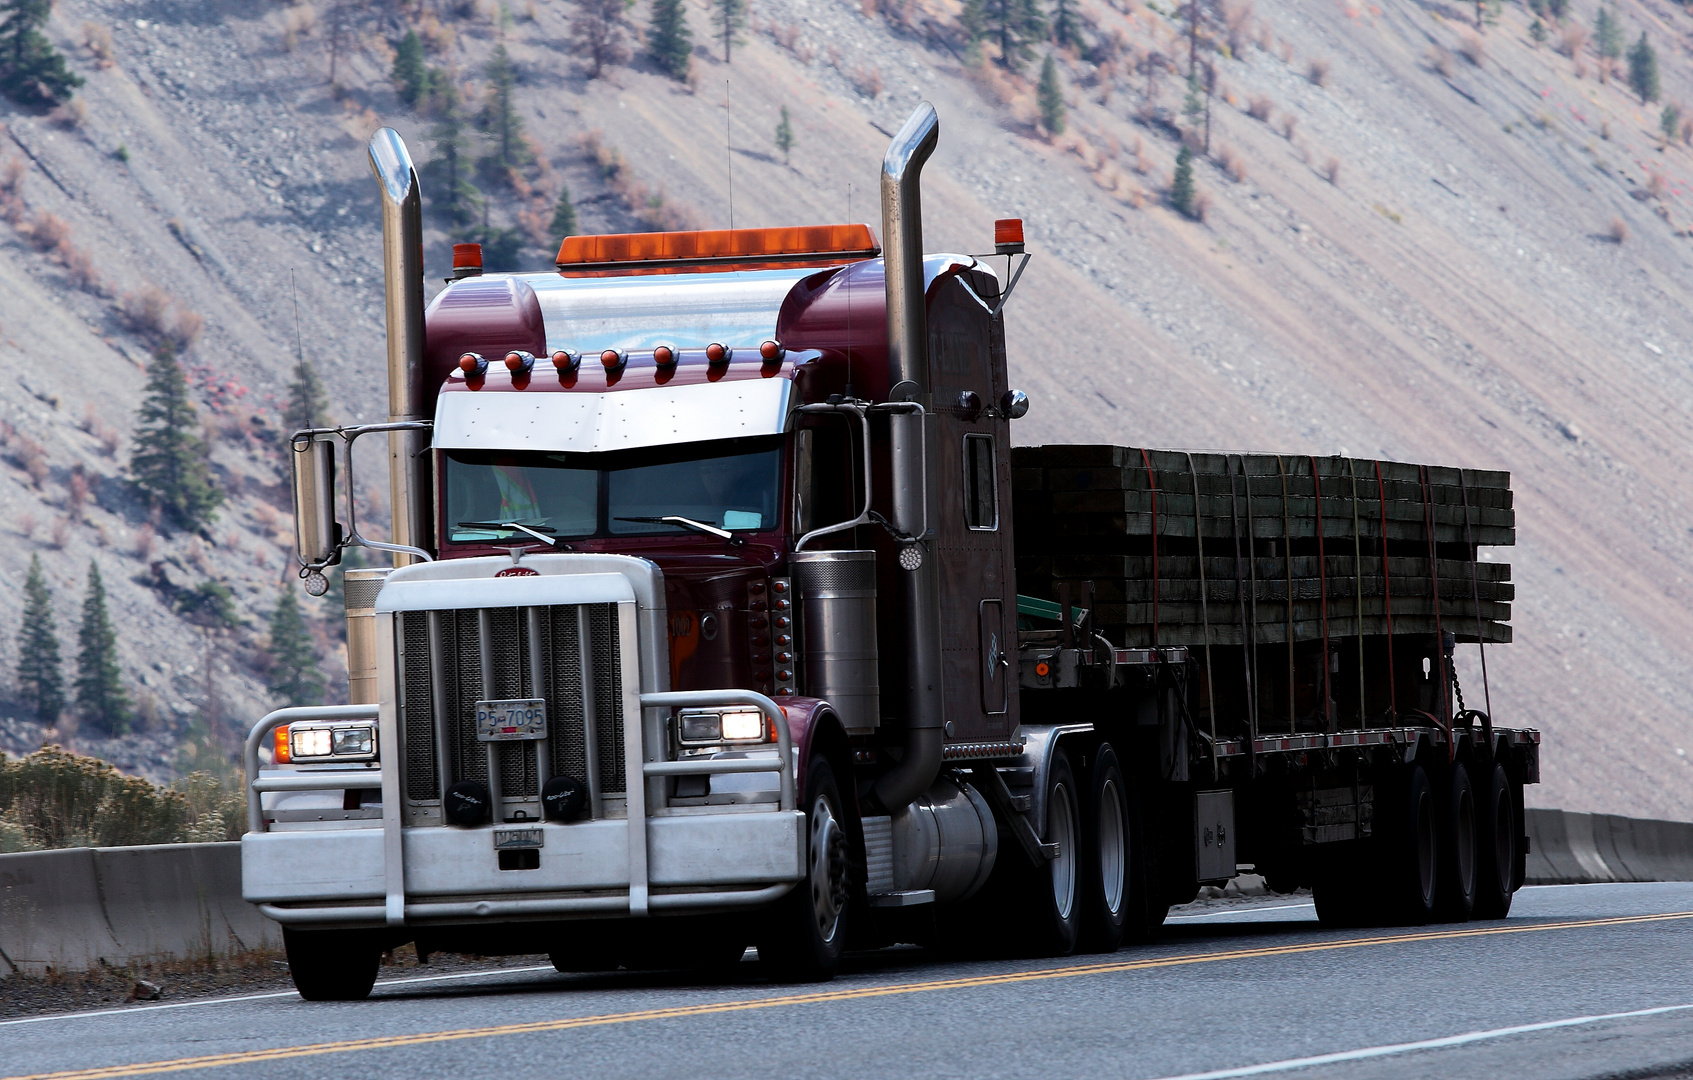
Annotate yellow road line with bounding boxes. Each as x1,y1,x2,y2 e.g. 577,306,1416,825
12,910,1692,1080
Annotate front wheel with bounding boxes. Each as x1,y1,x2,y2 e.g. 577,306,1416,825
757,755,851,982
283,927,380,1001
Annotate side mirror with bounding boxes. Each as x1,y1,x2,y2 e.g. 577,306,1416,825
291,434,343,574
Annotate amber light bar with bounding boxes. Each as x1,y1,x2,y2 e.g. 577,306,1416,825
556,224,880,275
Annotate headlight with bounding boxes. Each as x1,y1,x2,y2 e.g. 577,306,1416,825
284,721,379,763
676,708,769,746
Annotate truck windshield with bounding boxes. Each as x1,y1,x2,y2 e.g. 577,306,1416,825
445,436,784,543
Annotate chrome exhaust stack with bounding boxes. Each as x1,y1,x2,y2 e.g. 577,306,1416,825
367,129,430,565
871,103,945,814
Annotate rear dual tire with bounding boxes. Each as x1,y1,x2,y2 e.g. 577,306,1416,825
1472,762,1517,920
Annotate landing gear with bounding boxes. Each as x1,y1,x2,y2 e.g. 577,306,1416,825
283,927,380,1001
757,755,851,982
1472,762,1517,919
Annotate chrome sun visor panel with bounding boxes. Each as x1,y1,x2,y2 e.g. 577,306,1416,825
432,377,793,454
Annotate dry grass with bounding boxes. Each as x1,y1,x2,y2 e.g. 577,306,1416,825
1457,32,1485,67
49,98,87,129
1323,156,1341,184
120,287,203,349
18,513,36,539
1218,144,1248,182
82,22,115,67
1307,57,1330,86
851,66,884,98
134,523,155,560
1559,24,1588,59
1131,136,1152,175
1279,113,1299,140
1601,119,1611,140
579,131,704,234
1427,45,1454,76
1193,190,1213,221
1247,94,1274,121
67,467,89,521
49,517,70,550
0,747,245,852
1609,215,1629,243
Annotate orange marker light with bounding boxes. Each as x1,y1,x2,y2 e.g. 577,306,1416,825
705,343,730,364
273,725,292,764
1034,661,1050,678
653,345,677,367
458,352,488,376
994,218,1026,256
551,350,579,371
759,340,783,362
505,351,535,374
600,349,624,370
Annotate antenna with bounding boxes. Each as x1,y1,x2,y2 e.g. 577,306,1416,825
726,80,734,230
844,183,853,401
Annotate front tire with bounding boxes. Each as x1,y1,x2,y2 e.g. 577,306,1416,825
1078,744,1134,953
283,928,380,1001
757,755,851,982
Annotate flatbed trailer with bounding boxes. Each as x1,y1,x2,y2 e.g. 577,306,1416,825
247,103,1540,999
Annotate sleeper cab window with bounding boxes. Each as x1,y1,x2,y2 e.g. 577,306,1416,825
963,433,998,531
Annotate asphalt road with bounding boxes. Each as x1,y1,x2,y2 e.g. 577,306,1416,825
4,883,1692,1080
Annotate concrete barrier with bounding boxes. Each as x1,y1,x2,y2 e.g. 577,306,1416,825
0,843,279,977
1524,809,1693,886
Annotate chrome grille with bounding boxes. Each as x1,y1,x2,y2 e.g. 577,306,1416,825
398,602,627,813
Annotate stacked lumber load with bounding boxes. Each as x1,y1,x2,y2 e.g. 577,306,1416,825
1011,446,1513,650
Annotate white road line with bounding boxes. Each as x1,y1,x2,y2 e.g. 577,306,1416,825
1148,1002,1693,1080
1166,903,1316,920
0,965,557,1027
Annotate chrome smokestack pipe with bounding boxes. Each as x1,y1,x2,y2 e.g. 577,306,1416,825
871,102,944,814
368,129,430,565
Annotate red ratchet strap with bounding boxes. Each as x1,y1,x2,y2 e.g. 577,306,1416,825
1309,456,1330,729
1140,448,1159,648
1374,460,1396,719
1419,465,1453,760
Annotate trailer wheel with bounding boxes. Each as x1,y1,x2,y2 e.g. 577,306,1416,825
1018,748,1082,957
1380,763,1439,925
757,754,850,982
1433,760,1478,922
283,927,380,1001
1078,744,1134,953
1472,762,1516,919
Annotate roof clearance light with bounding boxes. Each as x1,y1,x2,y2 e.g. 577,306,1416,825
600,349,625,371
705,343,731,364
551,349,580,372
458,352,489,376
759,340,784,362
452,242,484,279
504,350,536,374
653,345,677,367
994,218,1026,256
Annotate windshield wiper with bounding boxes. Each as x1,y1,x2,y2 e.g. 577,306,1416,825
615,515,737,542
456,521,558,546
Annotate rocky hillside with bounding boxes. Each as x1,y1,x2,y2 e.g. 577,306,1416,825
3,0,1693,817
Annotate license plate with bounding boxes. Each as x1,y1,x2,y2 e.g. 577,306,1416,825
493,827,544,850
475,698,548,741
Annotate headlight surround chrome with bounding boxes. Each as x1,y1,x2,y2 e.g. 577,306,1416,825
676,707,769,747
286,720,379,763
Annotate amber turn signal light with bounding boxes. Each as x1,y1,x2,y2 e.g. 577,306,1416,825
273,725,292,764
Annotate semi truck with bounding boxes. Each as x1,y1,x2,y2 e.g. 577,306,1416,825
246,104,1541,1000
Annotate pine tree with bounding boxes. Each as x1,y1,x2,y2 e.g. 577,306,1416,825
1545,0,1567,21
265,587,325,707
572,0,633,78
478,45,534,183
1037,55,1066,135
284,357,330,433
130,345,223,531
1662,103,1681,143
16,555,65,725
1529,17,1547,45
1629,32,1660,103
964,0,1046,70
712,0,745,63
391,29,426,106
428,79,483,228
1182,71,1205,139
648,0,693,80
1170,144,1197,218
75,562,129,736
0,0,83,107
551,184,578,237
1050,0,1082,49
1594,7,1622,59
774,106,794,165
